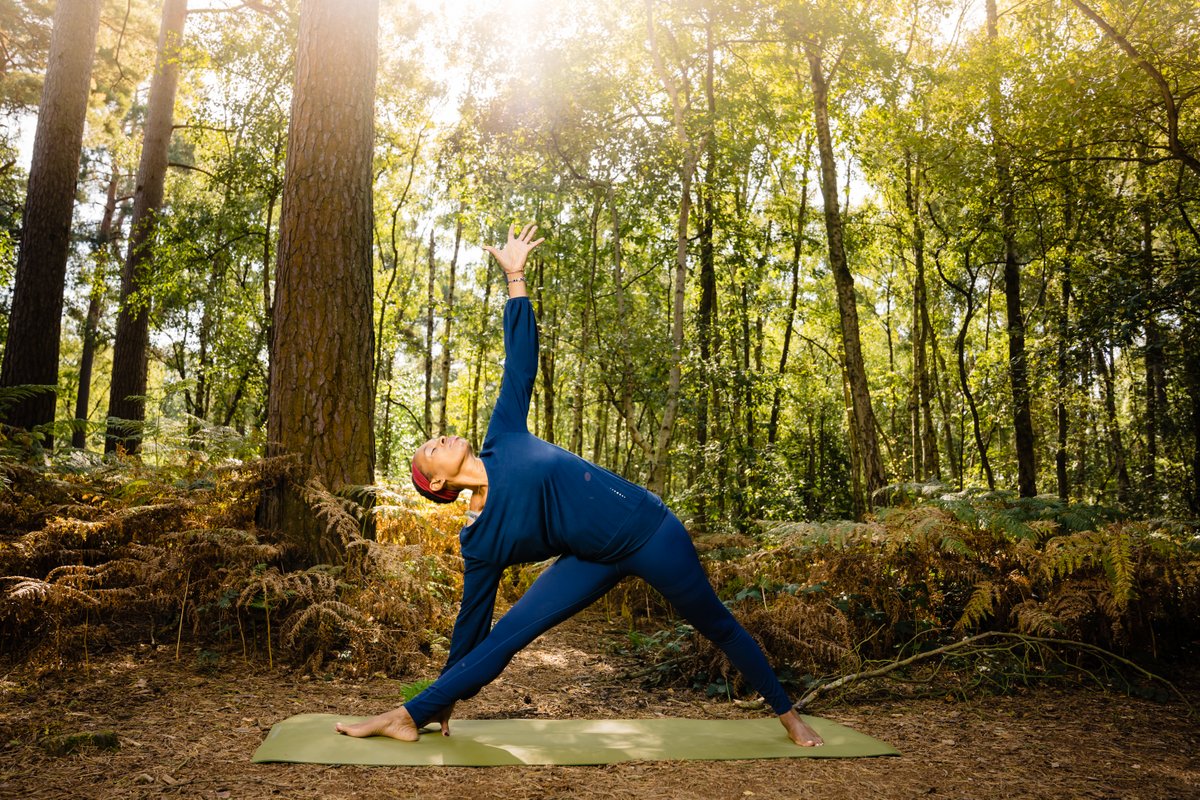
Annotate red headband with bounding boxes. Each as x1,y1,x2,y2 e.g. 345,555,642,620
412,462,458,502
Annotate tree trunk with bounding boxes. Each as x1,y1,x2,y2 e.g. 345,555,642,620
805,44,887,500
537,252,556,444
437,214,461,435
0,0,102,441
693,15,718,527
641,1,696,496
1184,321,1200,515
1139,186,1162,503
105,0,187,453
1056,159,1076,501
72,168,122,450
768,149,809,446
259,0,378,564
986,0,1037,497
1094,343,1131,505
423,229,435,437
468,262,493,445
906,151,939,481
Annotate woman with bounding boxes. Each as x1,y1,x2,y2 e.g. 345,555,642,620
337,223,822,747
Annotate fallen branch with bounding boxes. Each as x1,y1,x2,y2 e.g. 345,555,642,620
795,631,1192,713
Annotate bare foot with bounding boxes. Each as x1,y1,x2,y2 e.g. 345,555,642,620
334,706,421,741
780,710,823,746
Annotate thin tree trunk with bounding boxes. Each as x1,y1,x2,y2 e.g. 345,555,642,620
423,229,435,437
1094,343,1131,505
1,0,102,440
769,145,810,446
986,0,1037,497
468,262,493,446
1139,184,1162,503
437,214,462,435
105,0,188,453
641,1,697,495
694,15,718,527
939,246,995,490
1056,158,1076,501
72,168,122,450
1184,321,1200,515
537,251,556,443
805,44,887,501
259,0,379,563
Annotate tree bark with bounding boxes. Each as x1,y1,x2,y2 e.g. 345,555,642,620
0,0,102,440
804,43,887,499
259,0,378,563
105,0,187,453
986,0,1037,497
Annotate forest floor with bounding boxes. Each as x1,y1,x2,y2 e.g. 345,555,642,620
0,610,1197,800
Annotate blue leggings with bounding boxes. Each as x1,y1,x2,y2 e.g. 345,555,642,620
404,513,793,726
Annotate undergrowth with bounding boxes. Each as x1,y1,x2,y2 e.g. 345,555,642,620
620,486,1200,705
0,446,466,677
3,443,1198,713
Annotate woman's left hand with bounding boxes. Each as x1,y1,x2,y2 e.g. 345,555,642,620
432,701,456,736
484,223,544,275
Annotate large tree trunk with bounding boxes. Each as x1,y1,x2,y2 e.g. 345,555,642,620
986,0,1037,497
0,0,102,441
105,0,187,454
805,44,887,501
260,0,379,564
72,168,123,450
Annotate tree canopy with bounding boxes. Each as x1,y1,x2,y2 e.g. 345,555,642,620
1,0,1198,530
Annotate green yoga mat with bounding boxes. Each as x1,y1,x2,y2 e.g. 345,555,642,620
252,714,899,766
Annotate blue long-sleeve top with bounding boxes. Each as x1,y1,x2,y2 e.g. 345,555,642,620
442,297,667,676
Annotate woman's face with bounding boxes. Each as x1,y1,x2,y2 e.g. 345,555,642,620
413,435,474,489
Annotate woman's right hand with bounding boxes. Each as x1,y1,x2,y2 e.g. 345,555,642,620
484,222,544,276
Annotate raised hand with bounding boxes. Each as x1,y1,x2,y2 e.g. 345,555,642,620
483,223,545,276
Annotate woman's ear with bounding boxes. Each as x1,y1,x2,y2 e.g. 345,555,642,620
429,476,445,491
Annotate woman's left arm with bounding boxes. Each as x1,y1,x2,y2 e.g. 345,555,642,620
484,223,543,299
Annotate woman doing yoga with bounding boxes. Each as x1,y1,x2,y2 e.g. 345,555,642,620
337,223,823,747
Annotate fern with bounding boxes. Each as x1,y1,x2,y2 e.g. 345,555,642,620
957,581,1001,630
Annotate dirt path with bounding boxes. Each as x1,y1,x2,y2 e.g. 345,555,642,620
1,611,1196,799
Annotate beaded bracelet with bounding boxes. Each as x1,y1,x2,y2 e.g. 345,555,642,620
506,275,526,284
